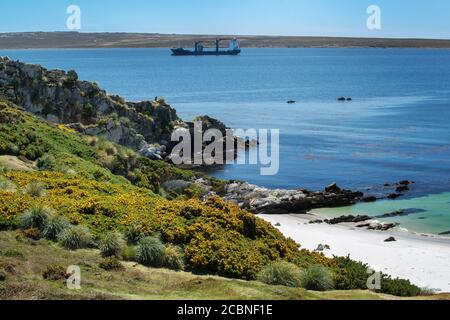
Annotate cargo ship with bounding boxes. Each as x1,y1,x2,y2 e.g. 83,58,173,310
171,38,241,56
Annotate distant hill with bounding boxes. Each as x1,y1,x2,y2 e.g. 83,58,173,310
1,32,450,49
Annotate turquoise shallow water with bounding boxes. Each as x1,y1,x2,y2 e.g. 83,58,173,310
1,48,450,234
310,192,450,235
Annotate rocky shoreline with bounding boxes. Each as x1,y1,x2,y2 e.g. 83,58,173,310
220,181,364,214
0,57,256,164
194,178,417,217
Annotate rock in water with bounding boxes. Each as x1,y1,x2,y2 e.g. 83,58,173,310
384,237,397,242
396,185,410,192
327,215,371,225
376,208,426,219
325,182,341,193
362,196,377,202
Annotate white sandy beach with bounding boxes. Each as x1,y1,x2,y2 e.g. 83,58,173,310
259,214,450,293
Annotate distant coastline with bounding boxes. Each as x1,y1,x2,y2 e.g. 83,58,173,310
2,32,450,49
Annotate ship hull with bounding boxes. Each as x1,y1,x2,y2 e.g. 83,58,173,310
171,48,241,56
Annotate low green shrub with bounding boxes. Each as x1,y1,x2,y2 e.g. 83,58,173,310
105,145,117,156
24,181,46,197
301,264,334,291
58,226,92,250
136,236,165,267
0,215,16,231
42,216,70,241
379,276,421,297
82,103,94,121
6,143,19,156
98,232,123,258
18,206,52,231
331,256,421,297
42,265,68,281
64,70,78,87
36,154,56,171
124,224,146,244
0,177,16,192
121,245,137,261
331,256,370,290
257,261,302,287
163,245,184,271
99,257,125,271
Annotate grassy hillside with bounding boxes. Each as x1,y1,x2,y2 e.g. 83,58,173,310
2,231,448,300
0,100,435,299
0,230,304,300
0,100,216,195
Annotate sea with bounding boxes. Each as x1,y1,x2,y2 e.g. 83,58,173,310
1,47,450,235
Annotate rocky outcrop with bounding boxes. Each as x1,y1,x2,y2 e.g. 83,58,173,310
375,208,426,219
0,56,179,159
166,115,257,166
221,181,363,214
387,193,402,199
382,180,415,199
325,215,371,225
325,182,341,193
192,115,228,135
396,185,410,192
362,196,377,202
305,214,400,232
365,222,399,231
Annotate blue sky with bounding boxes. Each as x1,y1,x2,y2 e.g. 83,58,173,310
1,0,449,39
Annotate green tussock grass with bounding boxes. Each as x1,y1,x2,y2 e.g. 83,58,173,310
1,231,447,300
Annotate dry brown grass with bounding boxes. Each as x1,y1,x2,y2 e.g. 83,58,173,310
2,32,450,49
0,156,36,172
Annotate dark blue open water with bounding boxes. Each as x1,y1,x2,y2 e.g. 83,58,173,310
2,48,450,234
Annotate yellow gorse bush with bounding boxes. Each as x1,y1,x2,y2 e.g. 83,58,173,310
0,170,327,280
150,196,320,280
0,171,157,234
57,124,76,134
